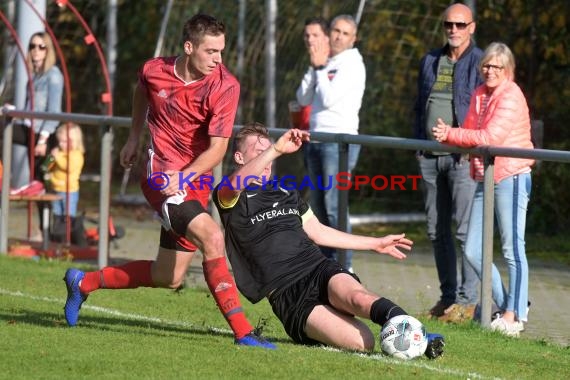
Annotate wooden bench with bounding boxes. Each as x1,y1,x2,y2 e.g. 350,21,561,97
9,193,63,251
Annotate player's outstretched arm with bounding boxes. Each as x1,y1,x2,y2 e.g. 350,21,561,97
303,215,412,260
218,129,309,205
369,234,413,259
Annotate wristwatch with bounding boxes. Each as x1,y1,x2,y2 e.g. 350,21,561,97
313,65,326,71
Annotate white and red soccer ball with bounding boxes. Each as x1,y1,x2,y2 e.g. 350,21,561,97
380,315,428,360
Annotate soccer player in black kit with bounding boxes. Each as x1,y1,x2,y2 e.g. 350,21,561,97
213,123,443,357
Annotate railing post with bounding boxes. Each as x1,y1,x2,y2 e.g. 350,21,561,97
337,140,349,267
98,123,113,268
1,113,13,254
480,152,495,328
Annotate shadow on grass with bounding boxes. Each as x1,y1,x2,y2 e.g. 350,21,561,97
0,309,292,344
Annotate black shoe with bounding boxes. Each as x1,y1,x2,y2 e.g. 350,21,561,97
425,333,445,359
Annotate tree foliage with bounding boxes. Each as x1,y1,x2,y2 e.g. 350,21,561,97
1,0,568,230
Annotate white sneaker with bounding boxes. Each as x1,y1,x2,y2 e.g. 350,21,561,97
490,317,524,337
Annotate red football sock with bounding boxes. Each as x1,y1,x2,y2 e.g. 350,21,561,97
203,257,253,339
79,260,155,294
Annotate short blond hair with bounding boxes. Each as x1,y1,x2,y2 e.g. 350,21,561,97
232,122,270,153
56,123,85,153
480,42,516,81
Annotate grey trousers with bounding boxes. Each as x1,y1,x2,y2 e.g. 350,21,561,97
418,153,480,305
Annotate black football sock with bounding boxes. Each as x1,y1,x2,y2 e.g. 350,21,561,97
370,297,407,326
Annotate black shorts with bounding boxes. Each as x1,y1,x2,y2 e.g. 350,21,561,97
268,259,359,345
158,201,207,252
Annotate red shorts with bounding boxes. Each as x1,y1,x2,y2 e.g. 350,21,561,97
140,175,210,252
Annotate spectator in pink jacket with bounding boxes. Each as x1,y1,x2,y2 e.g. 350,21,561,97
433,42,534,337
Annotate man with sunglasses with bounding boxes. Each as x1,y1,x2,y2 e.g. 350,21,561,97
414,3,483,322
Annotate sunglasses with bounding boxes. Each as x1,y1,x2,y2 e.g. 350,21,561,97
29,43,47,51
442,21,473,30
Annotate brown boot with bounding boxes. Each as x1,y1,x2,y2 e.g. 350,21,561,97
438,304,476,323
427,300,453,318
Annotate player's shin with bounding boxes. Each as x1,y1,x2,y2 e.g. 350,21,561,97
80,260,154,293
203,257,254,339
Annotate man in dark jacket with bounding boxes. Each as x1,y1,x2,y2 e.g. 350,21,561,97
414,3,483,321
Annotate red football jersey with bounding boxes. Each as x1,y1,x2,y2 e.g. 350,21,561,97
139,56,240,173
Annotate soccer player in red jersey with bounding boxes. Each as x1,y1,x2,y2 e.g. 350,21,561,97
62,14,275,349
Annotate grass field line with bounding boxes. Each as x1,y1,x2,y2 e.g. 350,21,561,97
0,287,229,336
1,287,499,380
321,347,501,380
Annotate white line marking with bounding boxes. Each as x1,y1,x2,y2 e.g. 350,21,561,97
320,346,502,380
1,287,500,379
0,287,230,335
330,347,501,379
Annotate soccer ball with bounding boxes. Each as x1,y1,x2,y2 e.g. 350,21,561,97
380,315,428,360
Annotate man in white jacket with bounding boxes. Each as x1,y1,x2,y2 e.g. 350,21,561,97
296,14,366,271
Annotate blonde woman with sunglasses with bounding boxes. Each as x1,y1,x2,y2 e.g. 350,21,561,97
11,31,63,195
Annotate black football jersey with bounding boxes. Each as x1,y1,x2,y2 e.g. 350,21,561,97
213,182,326,303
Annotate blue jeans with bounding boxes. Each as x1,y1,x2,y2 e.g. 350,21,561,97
418,154,479,305
11,143,31,189
304,142,360,269
52,191,80,216
465,173,531,321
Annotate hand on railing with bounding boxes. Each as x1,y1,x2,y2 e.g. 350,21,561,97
0,103,15,116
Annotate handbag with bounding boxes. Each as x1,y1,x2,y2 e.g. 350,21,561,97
12,122,30,146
